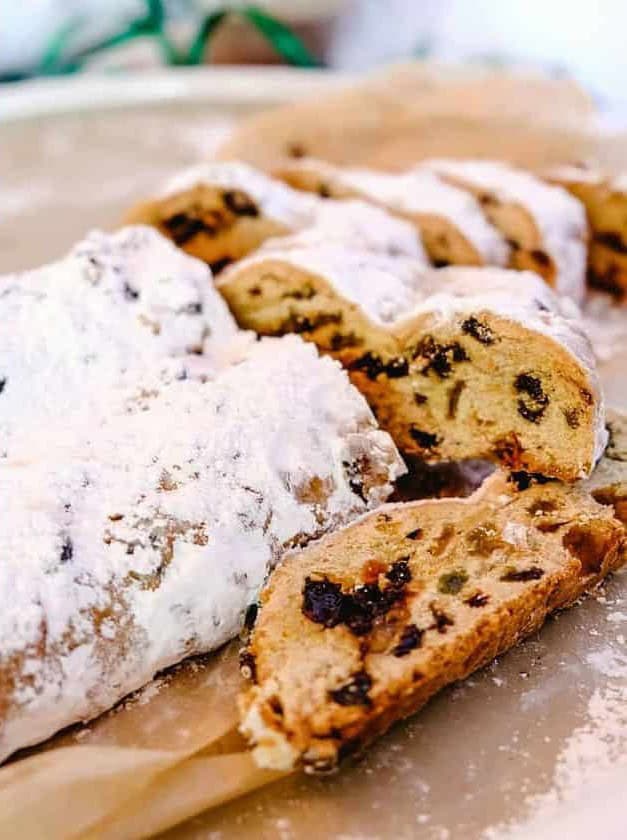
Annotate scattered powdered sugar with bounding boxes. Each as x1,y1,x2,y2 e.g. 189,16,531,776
0,225,238,459
422,159,588,303
490,654,627,839
0,335,404,763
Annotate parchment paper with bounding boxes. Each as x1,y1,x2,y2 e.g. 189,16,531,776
0,67,626,840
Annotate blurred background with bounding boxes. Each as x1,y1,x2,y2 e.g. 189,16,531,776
2,0,626,114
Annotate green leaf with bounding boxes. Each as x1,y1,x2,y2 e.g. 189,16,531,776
242,6,323,67
186,11,228,66
38,17,85,75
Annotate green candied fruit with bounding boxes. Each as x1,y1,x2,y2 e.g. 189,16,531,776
438,569,469,595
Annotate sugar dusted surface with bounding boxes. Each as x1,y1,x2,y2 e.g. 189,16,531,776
423,159,588,301
0,226,239,458
285,158,510,266
159,161,318,229
262,199,428,261
0,336,404,762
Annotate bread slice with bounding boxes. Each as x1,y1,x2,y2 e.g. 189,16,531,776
422,159,588,301
277,158,509,268
123,162,426,273
217,248,606,480
545,165,627,297
238,451,626,774
123,162,316,273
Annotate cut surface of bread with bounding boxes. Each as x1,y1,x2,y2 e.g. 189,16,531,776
546,165,627,296
124,162,426,272
422,159,588,301
218,249,606,480
239,466,625,773
277,158,509,268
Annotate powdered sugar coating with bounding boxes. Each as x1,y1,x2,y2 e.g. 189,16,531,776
0,336,405,762
159,162,427,260
0,226,238,458
423,159,588,302
281,159,510,267
160,161,318,229
262,199,428,261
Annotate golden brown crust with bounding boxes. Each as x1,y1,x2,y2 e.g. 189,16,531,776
239,477,625,774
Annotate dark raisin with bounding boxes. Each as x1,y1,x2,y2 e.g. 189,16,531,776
329,671,372,706
239,650,257,682
163,214,205,245
244,603,258,630
410,428,440,449
429,603,454,633
392,624,424,657
447,380,466,419
349,352,408,380
508,471,553,491
465,592,490,608
405,528,423,540
349,352,384,380
0,377,6,394
479,192,497,206
318,183,332,198
530,249,551,268
286,141,306,158
281,311,342,334
209,257,233,274
500,566,545,582
595,231,627,254
222,189,259,217
59,536,73,564
248,285,262,296
417,336,469,378
514,373,549,423
563,407,582,429
413,391,428,405
461,316,495,345
302,577,345,627
385,357,409,378
123,282,139,301
329,331,361,351
432,259,451,268
438,569,468,595
386,558,412,586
